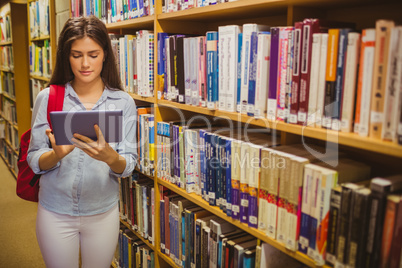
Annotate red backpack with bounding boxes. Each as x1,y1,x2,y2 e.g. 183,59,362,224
16,84,65,202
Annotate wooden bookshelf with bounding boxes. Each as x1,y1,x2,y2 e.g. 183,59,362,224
67,0,402,267
0,2,30,172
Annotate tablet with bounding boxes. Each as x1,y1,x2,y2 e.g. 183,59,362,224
49,110,123,145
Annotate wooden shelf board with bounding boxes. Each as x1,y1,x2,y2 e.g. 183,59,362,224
30,35,50,41
157,178,324,268
120,219,155,250
106,15,155,30
157,251,180,268
1,92,16,102
30,75,50,82
129,93,156,103
0,41,12,46
155,100,402,158
0,67,14,73
4,138,18,155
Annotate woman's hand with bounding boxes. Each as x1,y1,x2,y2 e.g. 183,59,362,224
71,125,126,174
46,129,75,160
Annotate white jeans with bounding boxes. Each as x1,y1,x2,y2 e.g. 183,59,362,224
36,203,119,268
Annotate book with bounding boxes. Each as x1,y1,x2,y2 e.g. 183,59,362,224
346,187,372,268
356,29,376,137
322,28,340,129
206,31,219,110
366,175,402,268
340,32,361,133
389,194,402,268
267,27,280,121
380,194,401,268
381,26,402,142
369,20,395,139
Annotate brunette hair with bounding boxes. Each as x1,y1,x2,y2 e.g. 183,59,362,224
49,15,123,91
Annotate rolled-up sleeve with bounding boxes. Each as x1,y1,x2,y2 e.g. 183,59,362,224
109,96,137,178
27,88,60,174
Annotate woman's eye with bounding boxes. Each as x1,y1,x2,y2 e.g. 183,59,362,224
90,55,98,59
72,55,81,58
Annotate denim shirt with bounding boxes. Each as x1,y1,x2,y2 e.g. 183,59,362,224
27,83,137,216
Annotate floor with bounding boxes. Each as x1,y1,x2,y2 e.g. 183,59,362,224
0,157,45,267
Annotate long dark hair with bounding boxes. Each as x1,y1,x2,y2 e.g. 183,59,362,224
49,15,123,91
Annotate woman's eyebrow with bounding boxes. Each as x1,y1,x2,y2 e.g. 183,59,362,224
70,49,101,53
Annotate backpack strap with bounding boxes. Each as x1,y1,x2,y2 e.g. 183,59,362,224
47,84,65,130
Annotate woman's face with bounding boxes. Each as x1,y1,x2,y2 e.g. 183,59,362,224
69,36,104,85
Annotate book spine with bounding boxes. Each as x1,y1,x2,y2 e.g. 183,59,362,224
370,20,395,139
389,195,402,268
247,32,259,117
340,32,361,133
380,195,399,268
323,29,340,129
231,140,241,220
266,27,280,121
236,33,243,113
248,145,260,228
184,37,192,105
325,186,342,265
276,27,292,121
298,19,318,125
206,31,219,110
218,26,227,111
240,24,254,114
176,36,185,103
358,29,376,137
332,28,351,131
289,22,303,124
306,33,322,127
240,143,250,224
382,27,402,142
254,32,271,118
198,36,207,107
225,139,232,217
298,164,314,254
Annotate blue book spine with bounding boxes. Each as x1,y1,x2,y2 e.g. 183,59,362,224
334,28,351,122
247,32,258,117
218,237,223,267
205,133,211,204
236,33,243,111
220,137,227,213
206,31,219,108
181,211,186,267
199,130,206,199
226,139,232,217
216,136,222,210
208,134,217,206
160,200,165,254
158,32,168,77
138,0,144,17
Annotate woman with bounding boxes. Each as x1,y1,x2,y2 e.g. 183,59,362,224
27,16,137,268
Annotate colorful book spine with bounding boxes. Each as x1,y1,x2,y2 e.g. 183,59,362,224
206,31,219,110
231,139,242,220
247,32,259,117
248,144,261,229
266,27,280,121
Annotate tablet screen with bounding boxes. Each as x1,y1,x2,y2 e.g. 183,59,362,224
49,110,123,145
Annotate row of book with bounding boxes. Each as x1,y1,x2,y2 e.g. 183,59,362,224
1,97,16,124
156,19,402,145
136,107,155,176
1,45,13,71
0,14,11,43
116,224,155,268
28,0,50,39
29,78,46,109
325,177,402,268
152,119,402,267
118,171,155,246
109,31,154,97
0,138,18,173
1,71,15,99
29,40,52,78
70,0,155,25
162,0,238,13
159,190,304,268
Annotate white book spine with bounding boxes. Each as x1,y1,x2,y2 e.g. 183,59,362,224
358,29,376,137
254,33,271,118
218,26,228,111
382,27,402,141
184,38,192,104
307,33,322,127
316,33,329,128
226,25,240,112
340,32,361,133
191,37,200,106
